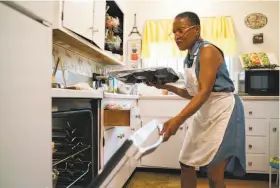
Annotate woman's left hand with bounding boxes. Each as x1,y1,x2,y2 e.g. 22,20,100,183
160,116,185,142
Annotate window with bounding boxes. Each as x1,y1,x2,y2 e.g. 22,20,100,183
142,55,233,80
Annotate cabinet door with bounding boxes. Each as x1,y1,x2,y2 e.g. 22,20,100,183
63,0,93,40
130,106,141,129
92,0,106,49
103,128,119,165
269,119,279,173
140,117,186,169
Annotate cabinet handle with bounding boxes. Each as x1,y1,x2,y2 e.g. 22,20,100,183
179,127,183,130
135,115,141,119
248,111,253,115
248,144,252,149
131,128,135,131
249,126,253,131
248,162,252,166
273,128,277,132
89,27,99,32
117,134,125,139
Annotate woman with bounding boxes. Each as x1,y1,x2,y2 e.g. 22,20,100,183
148,12,246,188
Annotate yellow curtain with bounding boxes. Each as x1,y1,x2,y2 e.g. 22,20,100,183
141,16,236,59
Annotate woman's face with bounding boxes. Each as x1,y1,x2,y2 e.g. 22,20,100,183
172,17,200,51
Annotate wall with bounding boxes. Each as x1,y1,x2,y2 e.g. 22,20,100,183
125,0,279,58
123,0,279,94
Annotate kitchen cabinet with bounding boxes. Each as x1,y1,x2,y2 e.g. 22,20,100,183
137,97,279,175
63,0,94,41
62,0,106,49
243,100,279,174
92,0,106,49
269,119,279,173
101,97,139,166
140,117,187,169
52,0,125,65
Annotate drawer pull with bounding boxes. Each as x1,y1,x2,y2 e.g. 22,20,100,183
248,145,252,149
179,127,184,130
131,128,135,131
117,134,125,139
248,162,252,166
273,128,277,132
135,115,141,119
248,111,253,115
249,126,253,131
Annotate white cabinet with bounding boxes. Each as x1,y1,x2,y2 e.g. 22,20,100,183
140,117,186,169
138,99,190,169
62,0,94,40
62,0,106,48
137,98,279,175
92,0,106,49
243,100,279,174
269,119,279,173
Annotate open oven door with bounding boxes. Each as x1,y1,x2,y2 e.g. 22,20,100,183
86,119,165,188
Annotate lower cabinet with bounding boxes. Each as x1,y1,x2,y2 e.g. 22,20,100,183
137,98,279,174
140,117,191,169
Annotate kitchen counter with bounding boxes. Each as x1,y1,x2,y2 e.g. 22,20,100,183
104,92,139,99
52,89,139,99
139,94,280,100
52,88,103,98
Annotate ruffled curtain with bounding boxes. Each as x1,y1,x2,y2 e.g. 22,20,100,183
141,16,236,59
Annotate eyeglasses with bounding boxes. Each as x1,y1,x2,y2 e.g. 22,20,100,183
169,25,198,40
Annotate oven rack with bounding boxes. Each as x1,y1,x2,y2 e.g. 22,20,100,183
55,161,92,188
53,145,90,166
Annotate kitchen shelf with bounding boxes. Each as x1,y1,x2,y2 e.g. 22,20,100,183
53,28,125,66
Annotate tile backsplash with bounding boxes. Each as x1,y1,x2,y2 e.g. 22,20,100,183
52,44,105,86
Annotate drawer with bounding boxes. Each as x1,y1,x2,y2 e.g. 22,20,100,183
246,136,268,154
243,101,279,118
104,109,130,126
245,119,268,136
246,154,268,172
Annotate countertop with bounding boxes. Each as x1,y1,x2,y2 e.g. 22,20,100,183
52,88,103,98
139,94,280,101
52,88,139,99
104,92,139,99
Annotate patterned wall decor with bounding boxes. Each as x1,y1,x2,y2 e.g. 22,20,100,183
52,44,104,77
244,13,268,29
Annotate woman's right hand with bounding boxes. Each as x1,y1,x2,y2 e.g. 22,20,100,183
146,82,166,90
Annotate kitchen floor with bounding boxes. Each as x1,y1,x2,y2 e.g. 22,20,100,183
125,171,276,188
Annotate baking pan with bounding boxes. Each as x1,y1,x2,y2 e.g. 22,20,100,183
108,67,179,85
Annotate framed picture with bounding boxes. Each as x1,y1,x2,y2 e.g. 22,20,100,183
253,33,264,44
127,39,142,68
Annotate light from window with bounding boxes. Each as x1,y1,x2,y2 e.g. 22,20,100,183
142,56,233,80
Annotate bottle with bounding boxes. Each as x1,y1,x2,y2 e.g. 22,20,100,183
108,76,115,93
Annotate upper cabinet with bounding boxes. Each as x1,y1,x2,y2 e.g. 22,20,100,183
62,1,94,41
93,0,106,50
52,0,125,66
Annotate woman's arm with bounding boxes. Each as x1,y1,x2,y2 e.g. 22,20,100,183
163,84,193,100
175,45,223,121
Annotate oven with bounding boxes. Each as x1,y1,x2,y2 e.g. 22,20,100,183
52,98,101,188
